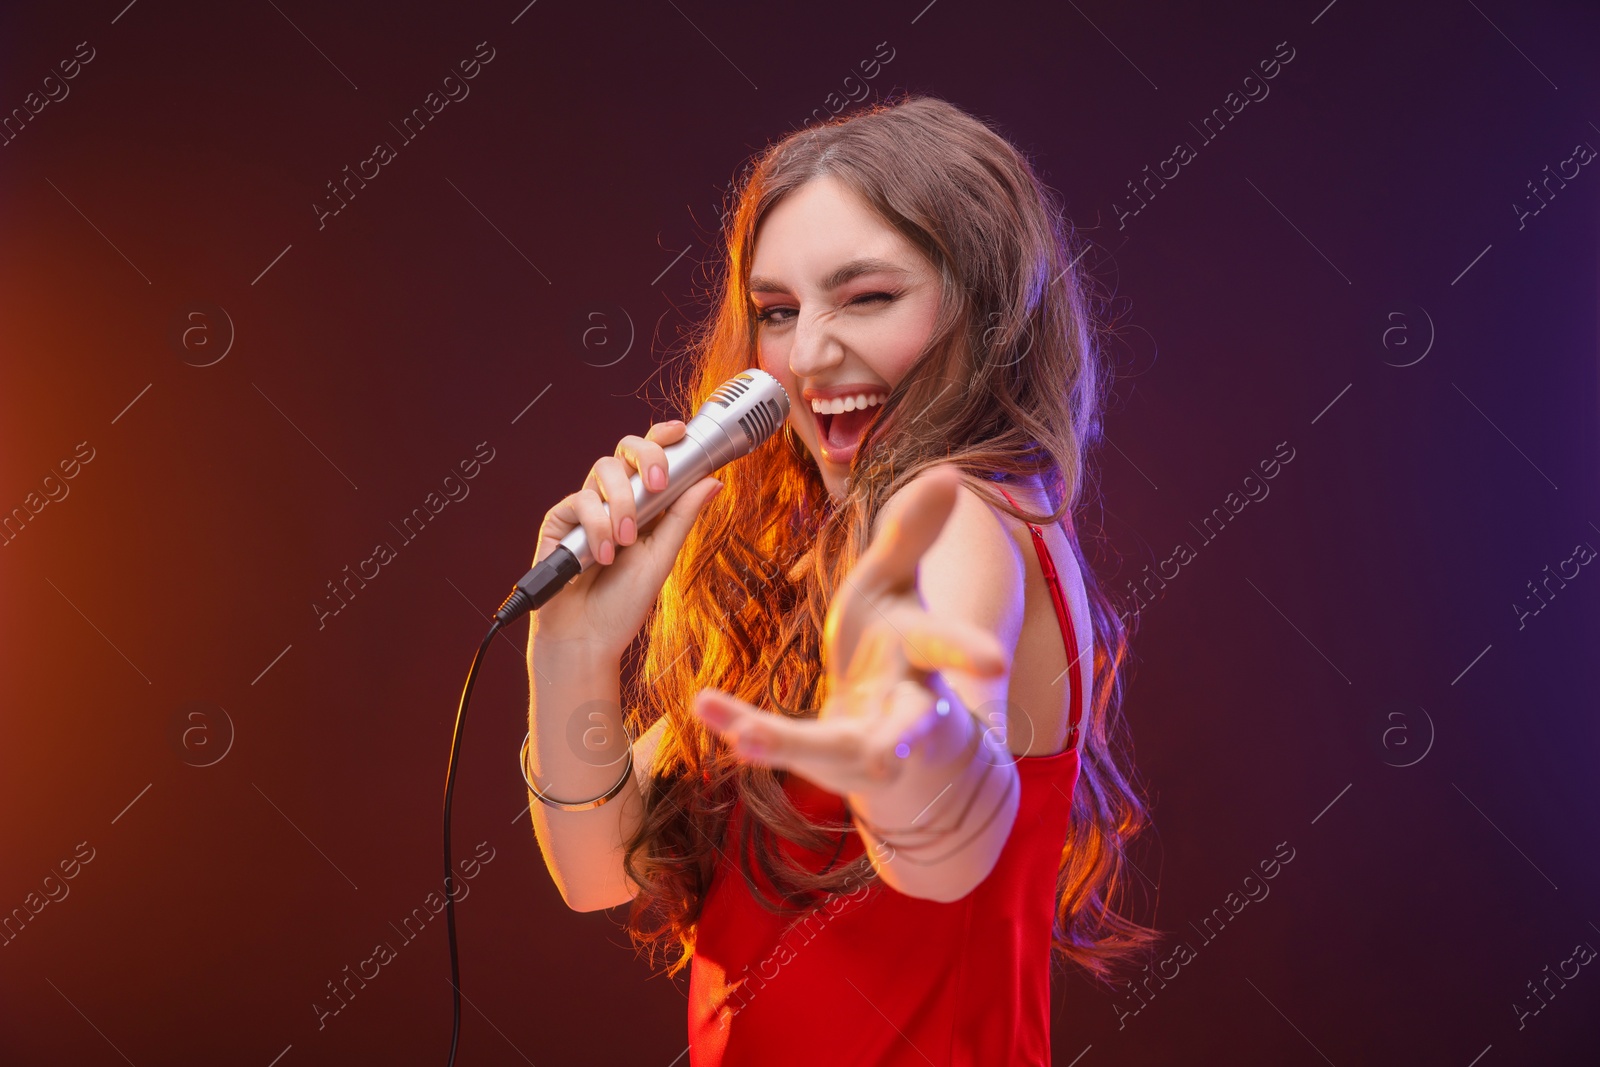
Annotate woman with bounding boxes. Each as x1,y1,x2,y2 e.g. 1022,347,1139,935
522,94,1159,1065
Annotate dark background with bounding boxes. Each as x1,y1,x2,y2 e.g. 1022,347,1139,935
1,1,1597,1064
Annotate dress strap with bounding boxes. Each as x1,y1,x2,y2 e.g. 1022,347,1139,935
995,485,1084,748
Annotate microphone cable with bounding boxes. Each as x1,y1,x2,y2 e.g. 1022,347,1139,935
440,577,574,1066
441,616,502,1067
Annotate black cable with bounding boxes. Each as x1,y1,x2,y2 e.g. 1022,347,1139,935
441,550,585,1062
439,575,560,1065
442,617,502,1067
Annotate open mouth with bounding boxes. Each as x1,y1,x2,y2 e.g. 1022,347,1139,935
811,392,887,455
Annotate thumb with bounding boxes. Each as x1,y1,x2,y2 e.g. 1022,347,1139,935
641,476,723,553
853,465,960,595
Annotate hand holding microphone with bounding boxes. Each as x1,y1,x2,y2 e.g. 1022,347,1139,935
495,369,790,640
518,418,722,657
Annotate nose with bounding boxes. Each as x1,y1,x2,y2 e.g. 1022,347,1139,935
786,305,843,380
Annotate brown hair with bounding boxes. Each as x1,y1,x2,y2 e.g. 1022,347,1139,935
620,93,1162,983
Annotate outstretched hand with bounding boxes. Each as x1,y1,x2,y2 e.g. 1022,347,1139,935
692,465,1007,798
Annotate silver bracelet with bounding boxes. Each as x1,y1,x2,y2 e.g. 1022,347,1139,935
520,730,635,812
875,763,1017,867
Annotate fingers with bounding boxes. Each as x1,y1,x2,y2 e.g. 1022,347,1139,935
850,465,964,597
562,420,688,564
590,456,637,547
538,487,623,567
839,612,1005,699
593,419,688,549
538,487,615,565
544,473,718,580
693,689,862,768
892,613,1007,677
618,420,685,494
568,487,616,565
695,681,952,785
534,489,585,563
643,420,687,450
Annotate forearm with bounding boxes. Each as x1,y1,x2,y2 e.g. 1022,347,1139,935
525,624,643,911
847,676,1020,903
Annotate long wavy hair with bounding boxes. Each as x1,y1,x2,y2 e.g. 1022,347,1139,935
620,93,1162,983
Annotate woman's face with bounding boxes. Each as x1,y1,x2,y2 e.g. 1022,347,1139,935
748,175,942,500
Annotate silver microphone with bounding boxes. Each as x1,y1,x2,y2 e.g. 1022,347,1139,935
495,368,790,622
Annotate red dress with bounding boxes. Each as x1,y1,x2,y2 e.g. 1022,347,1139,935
688,487,1086,1065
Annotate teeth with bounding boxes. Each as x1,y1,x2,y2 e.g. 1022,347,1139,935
810,393,885,414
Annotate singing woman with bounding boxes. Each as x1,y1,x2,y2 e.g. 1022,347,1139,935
521,93,1158,1065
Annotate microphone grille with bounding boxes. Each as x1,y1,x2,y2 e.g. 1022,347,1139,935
704,370,789,450
708,375,752,407
737,396,783,446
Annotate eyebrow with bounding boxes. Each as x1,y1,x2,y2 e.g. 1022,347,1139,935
748,257,911,295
